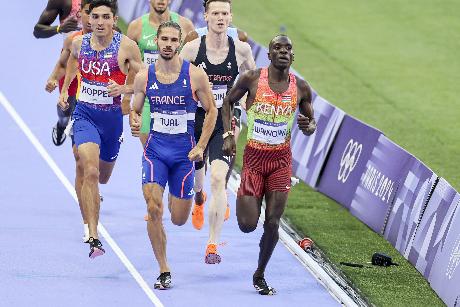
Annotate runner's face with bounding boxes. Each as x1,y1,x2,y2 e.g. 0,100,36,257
205,2,232,34
90,6,117,38
151,0,170,14
155,27,181,61
81,4,92,33
269,36,294,70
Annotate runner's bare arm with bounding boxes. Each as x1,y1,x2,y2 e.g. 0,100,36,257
222,70,256,133
108,38,142,103
131,69,148,114
58,37,81,109
33,0,78,38
179,38,200,62
183,30,199,45
129,69,148,137
296,77,316,136
237,41,256,73
62,37,80,94
45,37,72,93
191,65,218,156
122,22,142,111
124,39,143,94
126,18,141,42
46,35,74,92
237,29,248,42
179,16,195,43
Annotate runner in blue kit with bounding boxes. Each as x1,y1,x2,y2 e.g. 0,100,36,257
59,0,142,258
130,21,217,289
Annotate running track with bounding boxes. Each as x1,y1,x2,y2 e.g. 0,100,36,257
0,2,338,306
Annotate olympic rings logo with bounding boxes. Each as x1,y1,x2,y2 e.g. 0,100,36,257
337,139,362,183
446,234,460,280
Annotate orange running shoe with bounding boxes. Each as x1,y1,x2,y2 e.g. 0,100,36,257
192,191,207,230
224,204,230,221
204,243,221,264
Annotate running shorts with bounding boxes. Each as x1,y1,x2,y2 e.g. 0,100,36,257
238,145,292,198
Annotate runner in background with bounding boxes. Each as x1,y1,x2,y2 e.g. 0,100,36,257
125,0,194,147
180,0,256,264
34,0,83,146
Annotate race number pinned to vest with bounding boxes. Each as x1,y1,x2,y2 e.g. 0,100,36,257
152,110,188,134
144,50,160,65
211,84,227,108
198,84,227,108
79,79,114,105
252,119,288,145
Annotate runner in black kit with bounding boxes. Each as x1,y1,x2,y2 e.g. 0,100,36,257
180,0,255,264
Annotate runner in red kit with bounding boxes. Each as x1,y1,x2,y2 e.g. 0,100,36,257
222,34,317,295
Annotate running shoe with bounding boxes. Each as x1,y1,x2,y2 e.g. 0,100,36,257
192,191,207,230
154,272,172,290
52,123,66,146
253,276,276,295
224,203,230,221
88,237,105,259
204,243,221,264
224,192,230,221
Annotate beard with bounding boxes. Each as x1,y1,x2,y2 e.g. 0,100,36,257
154,7,167,14
159,47,179,61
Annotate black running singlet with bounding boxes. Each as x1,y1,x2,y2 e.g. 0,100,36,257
192,35,239,109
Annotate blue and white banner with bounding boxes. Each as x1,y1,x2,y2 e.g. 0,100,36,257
383,158,438,254
428,191,460,307
405,178,459,278
317,115,383,210
349,135,413,233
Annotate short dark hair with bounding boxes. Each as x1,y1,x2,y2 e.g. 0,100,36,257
269,34,290,50
81,0,93,9
89,0,118,15
203,0,232,12
157,21,182,40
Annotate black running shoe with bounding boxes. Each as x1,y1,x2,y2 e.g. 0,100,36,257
52,123,67,146
253,276,276,295
154,272,172,290
88,237,105,259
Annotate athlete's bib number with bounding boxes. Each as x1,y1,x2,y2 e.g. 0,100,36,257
198,84,227,108
144,50,159,65
152,110,187,134
212,84,227,108
79,80,113,105
252,119,288,145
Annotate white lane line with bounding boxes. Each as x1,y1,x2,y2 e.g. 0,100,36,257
0,91,164,307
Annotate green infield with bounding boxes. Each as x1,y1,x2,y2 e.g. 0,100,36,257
232,1,459,306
